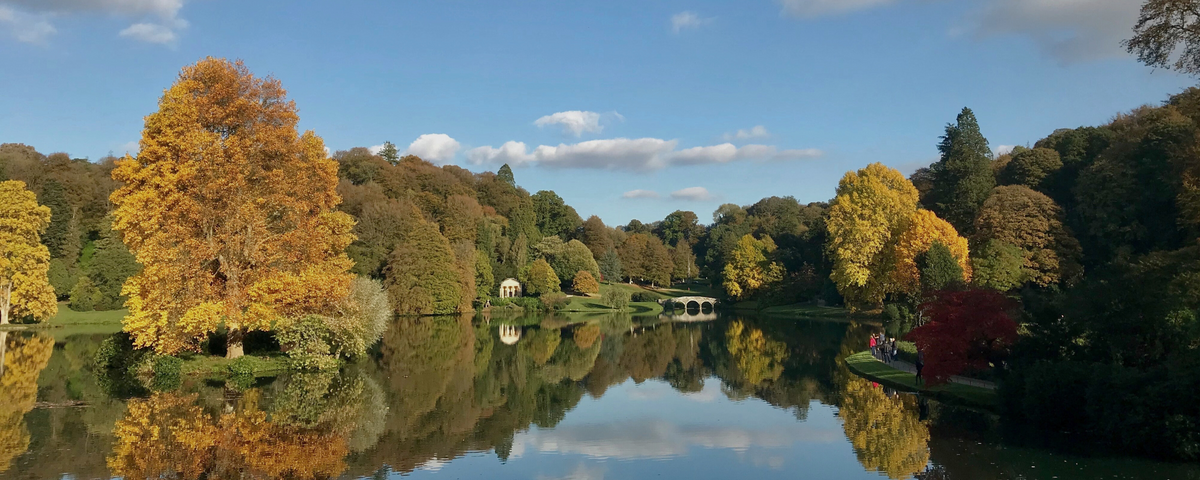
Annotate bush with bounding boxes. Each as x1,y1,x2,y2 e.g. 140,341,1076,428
602,288,631,311
276,315,339,371
228,355,258,377
326,277,390,360
542,292,570,311
150,355,182,391
630,292,657,303
68,276,102,311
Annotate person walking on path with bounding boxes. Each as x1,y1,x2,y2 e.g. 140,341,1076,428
915,349,925,385
869,334,878,359
890,338,899,363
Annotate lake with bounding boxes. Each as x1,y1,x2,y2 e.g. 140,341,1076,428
2,312,1199,480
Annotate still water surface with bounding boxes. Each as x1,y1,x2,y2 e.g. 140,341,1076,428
2,312,1198,479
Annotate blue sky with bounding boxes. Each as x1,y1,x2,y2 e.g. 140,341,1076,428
0,0,1191,226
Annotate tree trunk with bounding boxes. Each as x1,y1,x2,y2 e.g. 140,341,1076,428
226,327,244,359
1,281,11,325
0,331,7,377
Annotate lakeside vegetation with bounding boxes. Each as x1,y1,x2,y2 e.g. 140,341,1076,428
4,12,1200,463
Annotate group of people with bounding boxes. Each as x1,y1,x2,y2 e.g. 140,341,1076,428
869,332,926,384
869,333,898,363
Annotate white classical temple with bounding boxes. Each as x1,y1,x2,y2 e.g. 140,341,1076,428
499,278,523,298
499,324,522,345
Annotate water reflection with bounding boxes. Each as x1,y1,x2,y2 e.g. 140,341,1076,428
3,313,1200,480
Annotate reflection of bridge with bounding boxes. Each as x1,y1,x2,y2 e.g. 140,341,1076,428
659,296,719,311
657,311,718,323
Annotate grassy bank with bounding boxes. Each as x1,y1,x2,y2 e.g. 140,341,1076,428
178,353,287,378
559,283,666,315
843,351,999,412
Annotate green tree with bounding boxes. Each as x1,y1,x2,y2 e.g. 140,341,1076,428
999,147,1062,190
927,107,995,233
656,210,703,247
917,242,963,292
38,180,73,259
384,213,463,315
598,248,622,283
974,185,1081,287
523,258,560,296
68,276,101,312
475,248,495,299
379,141,400,165
601,288,630,311
971,239,1026,292
580,215,615,259
46,258,76,300
87,221,140,310
497,164,515,187
532,191,582,239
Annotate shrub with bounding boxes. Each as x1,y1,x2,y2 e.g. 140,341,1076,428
228,355,258,377
602,289,631,311
68,276,102,311
326,277,390,360
542,292,570,311
630,291,657,303
150,355,182,390
276,315,339,371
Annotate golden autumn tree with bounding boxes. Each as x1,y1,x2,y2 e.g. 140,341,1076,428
0,333,54,473
722,234,785,300
838,377,930,479
111,58,356,357
891,209,971,295
827,164,919,308
0,181,57,325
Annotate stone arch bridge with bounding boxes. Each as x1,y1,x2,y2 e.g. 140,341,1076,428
659,296,719,312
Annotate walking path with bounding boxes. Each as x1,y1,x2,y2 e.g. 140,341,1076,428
874,356,996,390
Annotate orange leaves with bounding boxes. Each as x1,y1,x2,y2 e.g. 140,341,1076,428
111,57,356,355
891,209,971,295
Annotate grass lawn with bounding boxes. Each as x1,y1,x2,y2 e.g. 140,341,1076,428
559,283,665,315
843,351,999,412
0,303,127,339
179,353,287,377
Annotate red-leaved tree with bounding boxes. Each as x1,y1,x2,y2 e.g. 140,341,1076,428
905,288,1019,385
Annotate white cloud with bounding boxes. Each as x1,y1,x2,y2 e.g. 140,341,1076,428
535,110,605,137
119,22,176,43
622,189,660,199
368,144,385,155
0,0,190,45
468,138,678,171
670,187,715,201
0,6,56,44
970,0,1141,62
468,138,821,171
404,133,460,164
671,11,713,34
722,125,771,141
538,464,606,480
995,145,1015,156
116,140,139,155
777,0,898,18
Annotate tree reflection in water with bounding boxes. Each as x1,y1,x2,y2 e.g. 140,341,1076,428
837,378,931,479
0,332,54,473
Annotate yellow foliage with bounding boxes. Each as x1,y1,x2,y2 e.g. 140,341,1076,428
722,234,784,300
827,164,919,308
725,321,787,385
0,333,54,472
108,390,349,480
0,180,57,324
110,58,355,355
838,377,931,479
891,209,972,294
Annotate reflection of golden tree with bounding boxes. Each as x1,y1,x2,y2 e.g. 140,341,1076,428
0,332,53,472
838,377,930,479
572,324,600,349
519,328,561,366
725,321,787,385
108,391,350,480
107,392,217,480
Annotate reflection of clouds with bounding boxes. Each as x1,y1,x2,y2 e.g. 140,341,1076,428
417,458,446,471
512,419,841,461
681,381,722,403
537,463,606,480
